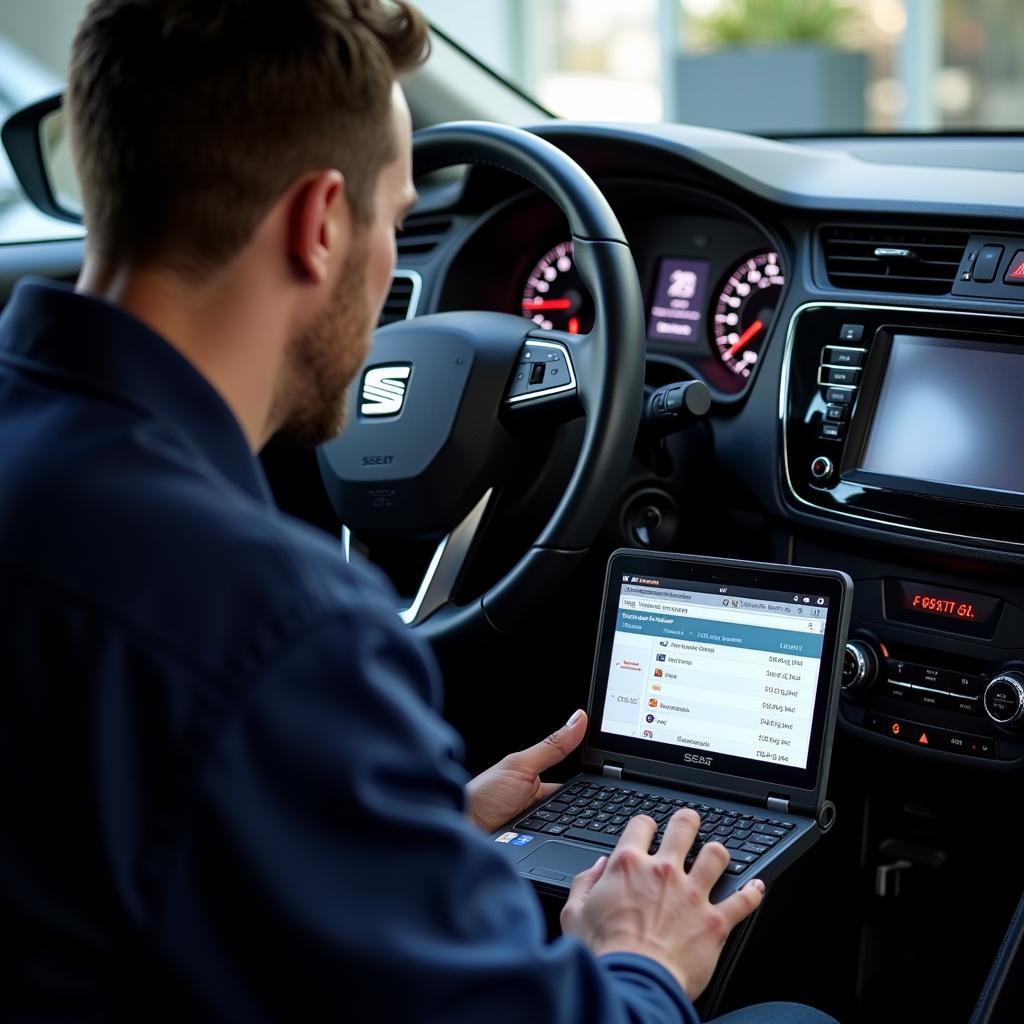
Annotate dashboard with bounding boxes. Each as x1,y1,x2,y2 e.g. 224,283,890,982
393,121,1024,781
435,181,784,398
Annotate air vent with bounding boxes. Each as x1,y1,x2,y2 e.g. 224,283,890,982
396,215,453,257
378,270,421,327
821,224,970,295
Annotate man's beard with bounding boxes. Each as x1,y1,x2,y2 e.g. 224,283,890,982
273,242,374,447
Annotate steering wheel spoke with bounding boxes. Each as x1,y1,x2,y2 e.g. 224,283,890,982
502,331,581,421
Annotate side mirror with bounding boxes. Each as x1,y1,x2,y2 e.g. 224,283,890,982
2,92,83,225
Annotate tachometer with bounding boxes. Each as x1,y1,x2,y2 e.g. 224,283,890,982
712,252,784,378
521,241,593,334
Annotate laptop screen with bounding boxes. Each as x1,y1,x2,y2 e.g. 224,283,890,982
588,553,849,793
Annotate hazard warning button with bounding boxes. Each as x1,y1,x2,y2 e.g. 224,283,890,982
1003,250,1024,285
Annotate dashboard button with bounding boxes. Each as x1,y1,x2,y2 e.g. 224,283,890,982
825,404,847,422
910,725,944,749
1003,250,1024,285
888,659,913,684
911,686,943,709
839,324,865,343
943,694,980,716
865,711,887,733
973,244,1004,283
820,422,844,441
944,731,971,754
823,366,860,387
883,681,913,701
824,346,865,367
810,456,833,481
976,736,998,758
949,672,986,698
825,387,853,405
919,665,944,688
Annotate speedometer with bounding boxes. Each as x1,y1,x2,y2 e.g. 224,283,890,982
521,241,593,334
712,252,784,378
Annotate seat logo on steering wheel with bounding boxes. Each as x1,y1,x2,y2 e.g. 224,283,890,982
360,364,412,417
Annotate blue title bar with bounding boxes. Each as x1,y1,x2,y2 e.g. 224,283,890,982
616,609,824,658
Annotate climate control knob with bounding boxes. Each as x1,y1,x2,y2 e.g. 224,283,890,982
842,641,879,694
984,672,1024,727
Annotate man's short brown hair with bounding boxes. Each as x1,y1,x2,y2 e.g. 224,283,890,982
67,0,429,278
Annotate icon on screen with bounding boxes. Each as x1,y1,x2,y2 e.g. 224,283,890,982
817,598,825,606
646,714,655,723
643,729,654,739
802,597,810,604
654,668,664,678
659,640,669,647
656,653,667,662
649,698,659,707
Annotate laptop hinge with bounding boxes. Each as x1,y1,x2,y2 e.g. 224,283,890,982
602,762,624,780
767,795,790,814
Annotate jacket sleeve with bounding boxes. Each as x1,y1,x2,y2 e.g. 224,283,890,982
153,606,700,1024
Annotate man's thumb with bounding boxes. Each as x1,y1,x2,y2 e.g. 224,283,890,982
519,709,588,773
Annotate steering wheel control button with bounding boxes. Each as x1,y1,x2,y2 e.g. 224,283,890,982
822,346,864,367
1003,250,1024,285
505,340,576,406
973,244,1004,283
810,456,833,482
983,673,1024,726
825,387,853,405
839,323,865,343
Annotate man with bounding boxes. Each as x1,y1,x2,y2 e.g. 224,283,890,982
0,2,837,1022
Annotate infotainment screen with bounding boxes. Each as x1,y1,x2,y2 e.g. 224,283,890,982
859,335,1024,496
599,576,830,771
647,258,709,342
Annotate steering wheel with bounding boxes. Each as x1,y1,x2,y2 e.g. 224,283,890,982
318,122,644,645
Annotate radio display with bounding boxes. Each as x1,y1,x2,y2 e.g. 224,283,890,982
859,334,1024,497
884,579,1001,636
647,258,709,342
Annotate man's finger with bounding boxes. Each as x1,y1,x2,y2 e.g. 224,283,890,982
512,709,588,775
686,840,731,892
654,808,701,863
566,854,608,905
614,813,658,856
716,878,765,930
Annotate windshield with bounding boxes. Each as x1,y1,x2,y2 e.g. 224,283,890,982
418,0,1024,135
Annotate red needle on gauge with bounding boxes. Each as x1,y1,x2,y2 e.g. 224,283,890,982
522,298,573,310
726,318,764,358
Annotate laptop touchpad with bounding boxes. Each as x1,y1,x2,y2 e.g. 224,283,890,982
518,841,602,880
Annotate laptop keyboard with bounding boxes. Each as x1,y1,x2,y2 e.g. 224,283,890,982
515,781,795,877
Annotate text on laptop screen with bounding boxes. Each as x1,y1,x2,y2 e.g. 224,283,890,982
599,576,830,770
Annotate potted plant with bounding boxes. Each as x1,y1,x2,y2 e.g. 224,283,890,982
670,0,867,134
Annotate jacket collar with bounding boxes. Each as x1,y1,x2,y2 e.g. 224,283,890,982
0,278,273,504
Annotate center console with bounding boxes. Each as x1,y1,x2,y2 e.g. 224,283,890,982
781,302,1024,548
781,303,1024,768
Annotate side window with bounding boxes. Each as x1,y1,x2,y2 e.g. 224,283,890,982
0,3,87,245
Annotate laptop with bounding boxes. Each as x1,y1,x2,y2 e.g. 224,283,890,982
491,550,852,902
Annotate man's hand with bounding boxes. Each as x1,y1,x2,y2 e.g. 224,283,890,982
466,710,587,833
560,809,765,1001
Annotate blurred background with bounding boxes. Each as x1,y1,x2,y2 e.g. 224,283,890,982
419,0,1024,132
2,1,1024,244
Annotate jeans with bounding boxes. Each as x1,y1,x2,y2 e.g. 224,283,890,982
709,1003,839,1024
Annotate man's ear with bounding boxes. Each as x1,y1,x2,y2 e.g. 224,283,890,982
287,169,349,284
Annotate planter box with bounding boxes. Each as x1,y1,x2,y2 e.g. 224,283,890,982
671,44,867,134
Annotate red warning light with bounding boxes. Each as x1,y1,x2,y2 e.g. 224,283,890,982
918,732,929,745
890,722,901,737
1008,260,1024,280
